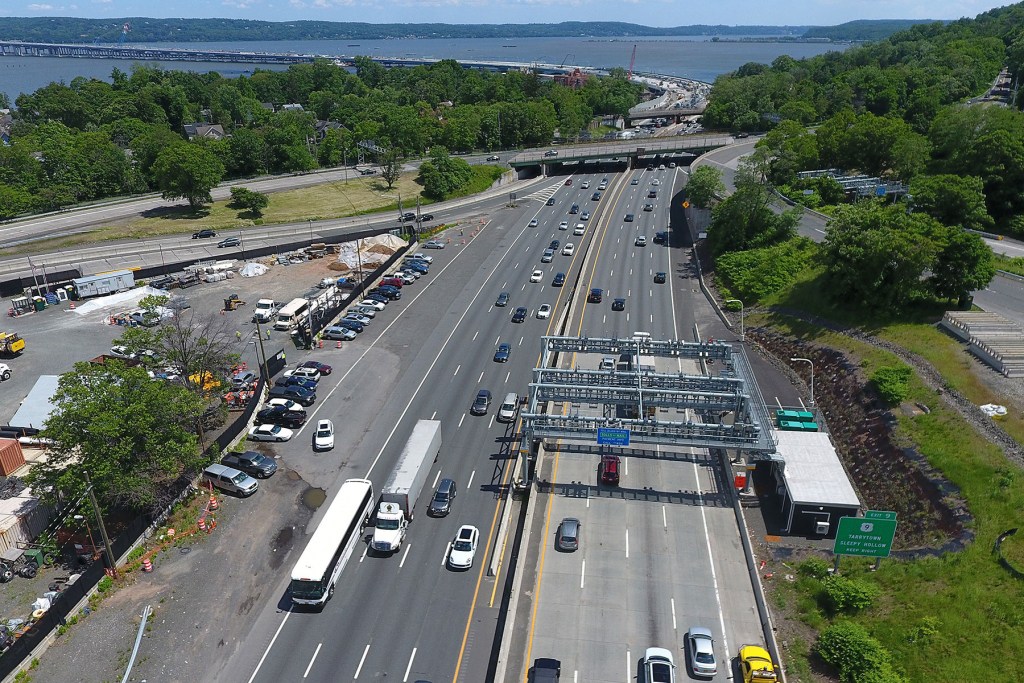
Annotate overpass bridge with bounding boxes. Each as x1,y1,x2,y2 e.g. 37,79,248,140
627,104,706,122
508,136,731,173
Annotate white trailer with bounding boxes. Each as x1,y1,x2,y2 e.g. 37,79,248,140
371,420,441,553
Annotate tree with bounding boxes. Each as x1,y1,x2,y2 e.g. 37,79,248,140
816,621,907,683
229,186,269,217
418,146,472,200
152,142,225,210
929,226,995,306
380,150,401,190
756,120,819,185
26,360,207,512
685,166,725,208
707,157,801,256
908,174,993,232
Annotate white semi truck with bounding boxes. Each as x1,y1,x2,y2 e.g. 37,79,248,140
371,420,441,553
252,299,278,323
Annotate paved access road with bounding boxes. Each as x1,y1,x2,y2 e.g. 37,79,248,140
694,140,1024,328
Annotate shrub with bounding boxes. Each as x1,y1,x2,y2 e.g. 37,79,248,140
799,556,831,579
823,574,879,613
714,238,816,303
97,576,113,594
817,621,907,683
871,365,913,405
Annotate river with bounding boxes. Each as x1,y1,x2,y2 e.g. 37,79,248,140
0,36,846,103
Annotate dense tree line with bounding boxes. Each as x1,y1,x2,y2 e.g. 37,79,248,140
0,58,641,217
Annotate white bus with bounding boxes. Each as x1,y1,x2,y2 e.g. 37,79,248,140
274,297,309,331
289,478,374,608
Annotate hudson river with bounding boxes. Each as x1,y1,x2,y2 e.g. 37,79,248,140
0,36,846,102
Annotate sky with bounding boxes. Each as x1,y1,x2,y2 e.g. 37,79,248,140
0,0,1010,27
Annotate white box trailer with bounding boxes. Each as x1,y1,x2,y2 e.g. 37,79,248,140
371,420,441,553
71,270,134,299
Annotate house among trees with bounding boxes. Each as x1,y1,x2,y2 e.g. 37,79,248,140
314,120,347,142
182,123,227,141
0,110,12,145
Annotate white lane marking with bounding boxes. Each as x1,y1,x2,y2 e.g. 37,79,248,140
467,469,476,490
403,648,418,682
399,543,413,568
354,643,371,679
662,505,668,528
247,610,292,683
610,269,614,277
514,262,520,269
478,371,484,383
580,560,586,589
518,336,524,346
488,415,494,429
432,470,442,489
487,305,493,313
505,371,511,383
502,281,508,289
694,452,733,672
625,529,630,559
458,413,466,429
627,288,632,297
430,411,437,420
453,364,461,377
602,314,606,324
303,642,323,678
650,314,654,324
625,651,631,683
442,542,451,567
359,545,368,563
495,336,501,345
671,598,677,631
626,313,630,323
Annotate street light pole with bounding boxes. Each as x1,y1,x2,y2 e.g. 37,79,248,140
790,357,814,406
725,299,744,341
308,219,314,245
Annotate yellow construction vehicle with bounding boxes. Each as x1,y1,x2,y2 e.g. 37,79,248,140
0,332,25,356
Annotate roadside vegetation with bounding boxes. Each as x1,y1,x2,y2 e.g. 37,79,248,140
691,3,1024,681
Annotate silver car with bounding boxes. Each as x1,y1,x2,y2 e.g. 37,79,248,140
556,518,580,551
687,627,717,677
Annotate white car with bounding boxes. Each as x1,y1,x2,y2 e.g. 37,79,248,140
537,304,552,319
391,272,416,284
284,367,321,381
558,221,569,230
562,243,574,256
643,648,676,683
358,299,386,311
313,419,335,451
530,270,543,283
448,525,479,569
529,218,539,227
109,345,137,360
686,627,717,677
411,252,434,263
265,398,302,411
652,179,661,186
573,224,585,235
581,181,590,189
248,424,294,442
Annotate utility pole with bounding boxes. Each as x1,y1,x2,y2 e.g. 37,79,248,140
253,320,270,387
84,471,117,578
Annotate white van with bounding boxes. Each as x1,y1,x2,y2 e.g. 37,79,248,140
498,392,519,422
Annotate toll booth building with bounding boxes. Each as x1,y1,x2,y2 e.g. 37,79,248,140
770,430,861,538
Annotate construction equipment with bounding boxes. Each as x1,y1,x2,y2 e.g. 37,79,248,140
223,294,246,312
0,332,25,356
627,44,637,81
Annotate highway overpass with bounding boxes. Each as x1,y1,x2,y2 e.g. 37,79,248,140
509,136,731,174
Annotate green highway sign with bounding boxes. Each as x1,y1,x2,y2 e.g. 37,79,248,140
834,516,898,557
864,510,897,521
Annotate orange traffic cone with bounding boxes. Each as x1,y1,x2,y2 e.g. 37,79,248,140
209,495,219,511
142,557,153,572
198,517,206,532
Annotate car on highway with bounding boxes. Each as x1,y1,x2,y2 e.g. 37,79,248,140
297,360,333,375
529,218,539,227
531,658,561,683
537,304,552,319
399,212,417,222
358,299,386,311
322,325,358,341
313,419,335,451
221,451,278,479
562,243,574,256
631,177,639,185
556,517,581,551
495,292,511,307
612,298,626,311
494,342,512,362
573,224,585,235
541,249,554,263
558,220,569,230
429,478,457,516
359,168,376,175
635,235,647,247
598,182,607,190
256,406,307,428
569,203,579,214
600,455,620,485
588,288,603,303
654,231,668,244
512,306,528,323
643,647,676,683
565,179,573,186
581,181,590,189
580,212,590,221
591,192,602,201
599,356,616,371
217,236,241,248
423,240,446,249
648,190,658,199
687,627,718,677
652,178,661,186
643,203,654,211
248,423,294,442
547,197,556,206
543,150,558,157
470,389,492,415
654,272,667,284
448,525,480,569
552,272,566,287
549,240,560,250
530,270,543,283
192,229,216,239
486,154,501,161
624,213,635,222
739,645,776,683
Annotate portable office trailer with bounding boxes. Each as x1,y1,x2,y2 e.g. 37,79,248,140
70,270,135,299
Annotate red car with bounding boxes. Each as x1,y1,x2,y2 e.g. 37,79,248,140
600,455,620,486
379,277,404,289
564,178,573,186
297,360,333,376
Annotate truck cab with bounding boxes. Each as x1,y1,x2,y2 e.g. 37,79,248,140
371,502,408,552
252,299,278,323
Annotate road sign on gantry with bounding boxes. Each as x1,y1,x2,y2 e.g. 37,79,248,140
833,515,898,557
597,427,630,446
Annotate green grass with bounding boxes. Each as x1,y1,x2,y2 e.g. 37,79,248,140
442,165,506,200
992,252,1024,278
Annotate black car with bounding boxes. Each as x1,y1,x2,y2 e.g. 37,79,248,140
470,389,492,415
336,319,364,333
531,658,562,683
569,204,579,214
591,192,602,201
654,271,667,283
552,272,566,287
275,375,318,390
588,288,603,303
495,292,511,307
267,385,315,406
365,292,390,304
428,478,457,516
222,451,278,479
369,287,401,300
546,197,556,206
255,405,307,428
420,213,434,222
399,212,417,222
192,229,216,239
512,306,527,323
612,298,626,311
624,213,634,222
643,203,654,212
494,343,511,362
217,236,241,248
549,240,560,250
359,168,376,175
654,231,667,244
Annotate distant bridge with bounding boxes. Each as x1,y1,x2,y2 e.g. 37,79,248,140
509,137,731,173
626,104,706,122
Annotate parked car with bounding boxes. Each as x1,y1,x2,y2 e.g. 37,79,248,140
428,478,457,516
351,305,378,318
336,319,365,334
297,360,333,375
471,389,492,415
217,236,241,248
255,406,307,428
687,627,718,677
192,229,216,239
109,345,137,360
495,292,511,307
230,371,258,390
643,647,676,683
275,375,318,390
323,325,357,341
410,252,434,263
423,240,446,249
364,293,390,305
358,299,386,311
313,419,335,451
203,464,258,497
267,385,315,406
265,398,302,411
448,525,480,569
343,312,372,326
248,423,294,442
285,366,322,381
379,277,403,289
557,517,581,551
222,451,278,479
494,342,512,362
